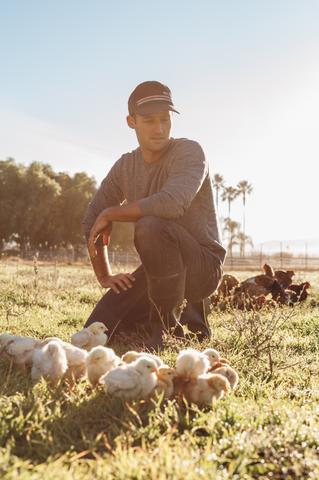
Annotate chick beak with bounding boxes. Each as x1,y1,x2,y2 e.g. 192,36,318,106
152,367,157,373
211,361,222,370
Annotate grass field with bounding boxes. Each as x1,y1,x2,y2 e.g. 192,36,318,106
0,261,318,479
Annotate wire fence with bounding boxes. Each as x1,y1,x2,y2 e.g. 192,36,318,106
224,254,319,271
1,247,319,271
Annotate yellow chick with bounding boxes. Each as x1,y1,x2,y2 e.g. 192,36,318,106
121,350,163,368
1,334,41,372
176,349,210,380
203,348,230,371
213,365,239,389
86,346,120,386
154,365,176,399
0,333,14,350
71,322,108,351
31,340,68,386
40,337,88,383
184,373,230,407
100,356,158,401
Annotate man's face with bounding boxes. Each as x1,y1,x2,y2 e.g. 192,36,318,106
127,110,172,152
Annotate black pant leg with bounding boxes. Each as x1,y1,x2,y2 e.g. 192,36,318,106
134,216,222,303
85,265,150,339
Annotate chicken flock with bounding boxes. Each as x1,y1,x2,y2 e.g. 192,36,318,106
212,263,311,311
0,322,239,407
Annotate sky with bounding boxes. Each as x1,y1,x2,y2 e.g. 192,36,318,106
1,0,319,249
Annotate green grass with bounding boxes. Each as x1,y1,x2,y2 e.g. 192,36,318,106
0,262,318,479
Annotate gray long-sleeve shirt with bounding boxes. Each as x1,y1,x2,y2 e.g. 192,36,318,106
83,138,226,262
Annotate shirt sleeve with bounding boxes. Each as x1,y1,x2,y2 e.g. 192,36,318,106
137,140,208,219
82,160,124,240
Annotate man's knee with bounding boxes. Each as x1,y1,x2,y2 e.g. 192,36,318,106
134,216,169,247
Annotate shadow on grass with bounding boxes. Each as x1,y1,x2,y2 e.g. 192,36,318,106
0,360,34,396
4,382,206,464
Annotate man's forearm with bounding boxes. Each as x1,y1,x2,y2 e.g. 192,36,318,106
89,241,112,283
101,201,143,222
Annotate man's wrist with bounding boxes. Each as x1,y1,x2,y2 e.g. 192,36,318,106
100,208,111,221
97,273,111,281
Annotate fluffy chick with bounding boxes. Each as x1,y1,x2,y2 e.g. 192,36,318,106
176,349,210,380
154,365,176,399
121,350,163,367
203,348,230,371
2,335,41,371
0,333,14,350
40,337,88,383
63,342,88,383
86,346,120,386
213,365,239,389
184,373,230,407
71,322,108,351
31,340,68,385
100,356,158,401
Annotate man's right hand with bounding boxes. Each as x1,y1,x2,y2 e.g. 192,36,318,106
98,273,135,294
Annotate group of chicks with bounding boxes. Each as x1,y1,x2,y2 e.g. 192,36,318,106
0,321,239,407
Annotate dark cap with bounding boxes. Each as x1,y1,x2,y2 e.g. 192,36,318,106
128,81,180,116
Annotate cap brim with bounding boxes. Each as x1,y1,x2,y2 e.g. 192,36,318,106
136,101,180,116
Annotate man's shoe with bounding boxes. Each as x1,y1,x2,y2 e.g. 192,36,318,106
145,269,187,350
180,298,212,341
145,307,185,351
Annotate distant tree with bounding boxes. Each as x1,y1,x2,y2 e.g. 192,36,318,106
221,186,239,217
237,231,253,257
223,217,240,259
14,162,61,252
0,158,24,242
0,159,97,251
237,180,253,255
53,172,96,245
212,174,224,209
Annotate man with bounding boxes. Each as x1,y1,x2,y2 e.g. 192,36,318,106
83,80,226,349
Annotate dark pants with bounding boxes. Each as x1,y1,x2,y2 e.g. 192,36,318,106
85,217,222,340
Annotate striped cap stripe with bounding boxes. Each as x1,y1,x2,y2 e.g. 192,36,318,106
136,94,172,106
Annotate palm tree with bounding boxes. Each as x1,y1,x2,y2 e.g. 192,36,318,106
221,186,239,217
237,180,253,251
212,174,224,209
237,232,253,257
223,217,240,261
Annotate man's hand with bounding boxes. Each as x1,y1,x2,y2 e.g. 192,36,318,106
88,203,143,259
98,273,136,294
88,212,112,259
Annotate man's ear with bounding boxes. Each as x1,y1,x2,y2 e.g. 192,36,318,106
126,115,136,129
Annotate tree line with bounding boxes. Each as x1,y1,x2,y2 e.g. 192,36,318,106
0,158,96,253
0,159,253,256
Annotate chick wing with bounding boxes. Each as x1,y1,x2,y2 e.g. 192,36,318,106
71,329,93,350
101,366,142,399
